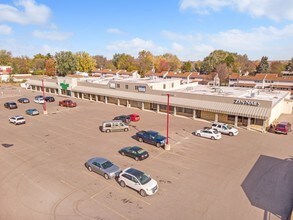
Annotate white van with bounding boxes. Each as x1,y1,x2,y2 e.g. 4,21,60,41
102,120,129,133
211,122,239,136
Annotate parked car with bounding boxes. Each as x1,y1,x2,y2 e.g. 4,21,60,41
119,146,149,161
9,115,26,125
102,120,129,133
59,99,77,107
18,98,30,103
135,130,166,148
113,115,131,124
4,102,17,109
129,114,140,122
211,122,239,136
34,97,45,104
45,96,55,102
193,128,222,140
118,167,158,197
25,108,39,116
274,122,292,135
85,157,121,180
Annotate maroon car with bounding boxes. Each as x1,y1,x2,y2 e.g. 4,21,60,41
59,100,77,107
274,122,292,135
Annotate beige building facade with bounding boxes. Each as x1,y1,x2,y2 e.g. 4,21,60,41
25,76,293,132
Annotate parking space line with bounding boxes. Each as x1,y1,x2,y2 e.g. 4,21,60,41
91,197,129,220
82,171,151,206
60,179,77,189
90,186,110,199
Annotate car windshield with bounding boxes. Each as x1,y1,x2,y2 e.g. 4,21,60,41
137,149,146,154
213,130,219,134
137,173,151,185
101,161,113,169
227,125,233,129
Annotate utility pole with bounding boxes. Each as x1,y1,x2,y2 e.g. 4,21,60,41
42,79,47,115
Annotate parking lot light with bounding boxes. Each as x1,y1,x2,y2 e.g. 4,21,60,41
42,79,47,115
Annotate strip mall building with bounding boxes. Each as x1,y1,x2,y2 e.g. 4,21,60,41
25,75,293,132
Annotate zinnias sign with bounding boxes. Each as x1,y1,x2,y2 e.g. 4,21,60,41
234,99,260,106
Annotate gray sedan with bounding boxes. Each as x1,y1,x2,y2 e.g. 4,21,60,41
85,157,121,180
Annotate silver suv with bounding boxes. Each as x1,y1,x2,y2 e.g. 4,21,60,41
9,115,26,125
211,122,238,136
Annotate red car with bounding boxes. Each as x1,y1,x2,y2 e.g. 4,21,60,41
59,100,77,107
274,122,292,135
129,114,140,122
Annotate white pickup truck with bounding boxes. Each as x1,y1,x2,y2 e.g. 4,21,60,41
212,122,238,136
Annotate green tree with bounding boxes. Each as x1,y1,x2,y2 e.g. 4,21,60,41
76,51,96,73
181,61,193,72
256,56,269,73
45,58,56,76
112,53,137,71
31,53,47,75
285,57,293,72
137,50,154,76
55,51,77,76
0,50,12,65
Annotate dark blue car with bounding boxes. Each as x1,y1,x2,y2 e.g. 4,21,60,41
135,130,166,148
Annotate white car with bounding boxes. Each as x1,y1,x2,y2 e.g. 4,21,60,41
34,97,45,104
211,122,239,136
193,128,222,140
9,115,26,125
118,167,158,197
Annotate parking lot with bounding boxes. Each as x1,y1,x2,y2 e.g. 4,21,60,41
0,85,292,220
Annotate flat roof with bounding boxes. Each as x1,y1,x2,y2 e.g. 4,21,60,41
171,85,289,105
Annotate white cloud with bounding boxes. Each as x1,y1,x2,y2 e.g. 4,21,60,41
106,28,123,34
0,25,12,35
161,30,202,41
172,42,184,52
33,30,72,41
106,37,167,56
0,0,51,25
179,0,293,21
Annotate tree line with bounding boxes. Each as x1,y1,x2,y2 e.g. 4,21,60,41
0,49,292,81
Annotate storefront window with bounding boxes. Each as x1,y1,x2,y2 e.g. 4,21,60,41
228,115,235,121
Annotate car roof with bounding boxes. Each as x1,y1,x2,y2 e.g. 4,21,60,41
129,146,142,151
27,108,37,111
6,101,16,104
88,157,108,164
278,122,291,125
125,167,144,177
12,115,24,118
103,120,124,123
147,130,158,135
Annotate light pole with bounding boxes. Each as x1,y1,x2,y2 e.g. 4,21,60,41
162,93,174,150
42,79,47,115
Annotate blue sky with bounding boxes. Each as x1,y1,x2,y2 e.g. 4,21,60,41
0,0,292,61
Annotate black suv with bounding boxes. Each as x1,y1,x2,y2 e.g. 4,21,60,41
45,96,55,102
113,115,131,124
4,102,18,109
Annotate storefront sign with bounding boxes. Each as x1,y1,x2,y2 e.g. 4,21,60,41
138,86,146,92
234,99,260,106
60,82,69,90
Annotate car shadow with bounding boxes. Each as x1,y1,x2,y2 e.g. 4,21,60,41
2,143,14,148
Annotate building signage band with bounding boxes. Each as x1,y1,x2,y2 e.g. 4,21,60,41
234,99,260,106
138,86,146,92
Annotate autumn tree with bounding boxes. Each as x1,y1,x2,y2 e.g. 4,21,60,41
0,50,12,65
55,51,77,76
11,56,31,74
285,57,293,72
154,56,170,72
45,58,56,76
201,50,231,73
270,61,285,75
233,54,255,74
137,50,154,76
215,63,230,85
76,51,96,73
93,55,108,69
256,56,269,73
162,53,181,71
